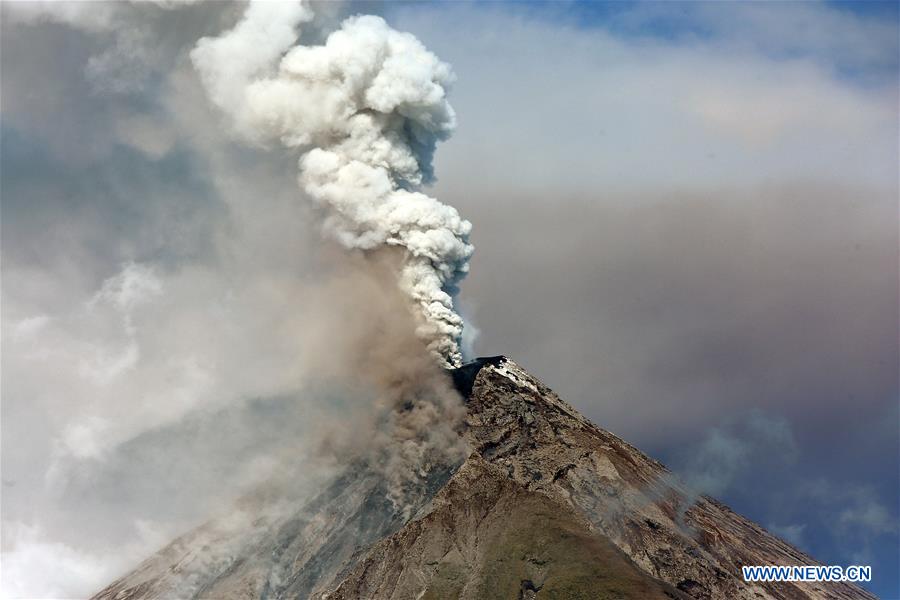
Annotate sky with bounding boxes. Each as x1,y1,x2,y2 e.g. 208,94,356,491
2,1,898,598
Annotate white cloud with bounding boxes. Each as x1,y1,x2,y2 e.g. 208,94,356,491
1,521,172,600
90,262,162,314
11,315,50,341
389,3,897,198
624,2,898,77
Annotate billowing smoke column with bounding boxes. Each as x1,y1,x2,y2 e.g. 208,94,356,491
191,1,473,367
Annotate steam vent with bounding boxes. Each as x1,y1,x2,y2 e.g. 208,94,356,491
92,358,874,600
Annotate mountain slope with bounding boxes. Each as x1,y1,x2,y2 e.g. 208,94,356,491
330,357,873,600
92,357,875,600
328,455,687,600
91,465,453,599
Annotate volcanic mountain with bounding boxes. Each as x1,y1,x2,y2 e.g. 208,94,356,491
93,357,874,600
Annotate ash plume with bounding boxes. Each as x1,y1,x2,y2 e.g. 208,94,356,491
191,1,473,368
294,250,470,516
1,4,476,594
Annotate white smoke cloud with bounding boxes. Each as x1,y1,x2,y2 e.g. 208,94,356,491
191,2,473,367
4,1,204,95
2,252,467,597
1,521,172,600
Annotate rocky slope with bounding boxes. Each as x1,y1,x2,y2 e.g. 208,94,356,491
92,357,875,600
90,463,452,599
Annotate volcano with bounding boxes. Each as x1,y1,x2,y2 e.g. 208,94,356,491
92,357,873,600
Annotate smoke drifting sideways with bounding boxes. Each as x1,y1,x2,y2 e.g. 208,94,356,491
184,0,475,510
1,2,472,597
191,1,473,369
4,253,469,598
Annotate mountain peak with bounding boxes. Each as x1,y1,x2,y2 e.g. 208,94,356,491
93,357,874,600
